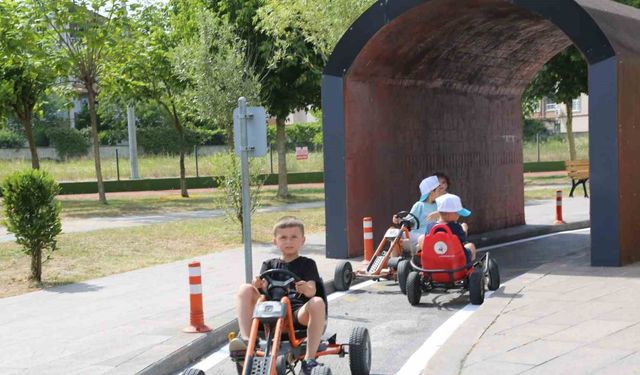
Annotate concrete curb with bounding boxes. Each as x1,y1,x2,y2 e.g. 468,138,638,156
137,279,344,375
140,221,591,375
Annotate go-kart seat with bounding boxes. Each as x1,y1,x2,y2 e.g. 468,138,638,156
421,224,469,283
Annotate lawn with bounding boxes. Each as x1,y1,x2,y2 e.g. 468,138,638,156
0,151,325,182
0,207,325,298
523,135,589,162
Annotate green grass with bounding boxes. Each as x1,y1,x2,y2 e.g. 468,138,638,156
0,151,325,182
0,206,325,298
523,136,589,162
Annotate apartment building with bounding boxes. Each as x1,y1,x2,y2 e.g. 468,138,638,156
528,93,589,134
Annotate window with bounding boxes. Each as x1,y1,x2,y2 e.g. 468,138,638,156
545,102,557,112
572,98,581,113
533,101,541,113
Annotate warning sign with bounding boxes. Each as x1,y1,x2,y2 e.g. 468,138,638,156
295,146,309,160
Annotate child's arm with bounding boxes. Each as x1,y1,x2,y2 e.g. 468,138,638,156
294,280,316,298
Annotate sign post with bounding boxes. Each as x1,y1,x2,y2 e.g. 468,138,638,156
234,98,267,283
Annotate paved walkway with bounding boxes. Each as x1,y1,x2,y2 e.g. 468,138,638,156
426,244,640,375
0,197,591,375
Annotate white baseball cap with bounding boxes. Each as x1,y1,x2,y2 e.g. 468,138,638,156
419,176,440,202
435,193,471,217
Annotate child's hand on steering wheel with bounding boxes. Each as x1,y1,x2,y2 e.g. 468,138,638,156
294,280,314,298
252,276,266,291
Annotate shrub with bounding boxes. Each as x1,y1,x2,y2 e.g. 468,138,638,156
267,122,323,151
0,129,25,149
47,127,91,159
523,119,550,142
137,126,199,155
1,169,62,282
99,128,128,146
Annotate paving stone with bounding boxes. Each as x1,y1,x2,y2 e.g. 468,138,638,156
590,352,640,375
461,360,532,375
497,339,582,365
517,345,633,375
545,319,635,343
464,334,536,366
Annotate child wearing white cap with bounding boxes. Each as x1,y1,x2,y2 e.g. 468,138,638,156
392,175,446,254
419,193,476,264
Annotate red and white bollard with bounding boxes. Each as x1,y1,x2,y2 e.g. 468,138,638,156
363,217,374,262
183,261,212,333
554,190,566,225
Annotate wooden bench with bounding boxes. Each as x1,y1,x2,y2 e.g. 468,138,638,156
565,160,589,198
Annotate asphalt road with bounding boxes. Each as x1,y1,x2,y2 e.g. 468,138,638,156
182,229,591,375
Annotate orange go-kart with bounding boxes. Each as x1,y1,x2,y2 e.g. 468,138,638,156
405,224,500,306
333,211,419,293
230,269,372,375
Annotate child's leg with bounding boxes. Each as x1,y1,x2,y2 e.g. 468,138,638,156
296,297,326,359
464,242,476,261
236,284,261,339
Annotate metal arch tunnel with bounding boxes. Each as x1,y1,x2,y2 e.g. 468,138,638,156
321,0,640,266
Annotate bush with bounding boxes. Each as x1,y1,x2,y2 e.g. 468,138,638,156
32,125,50,147
267,122,323,151
1,169,62,282
523,119,549,142
0,129,25,149
47,127,91,159
137,126,199,155
99,128,128,146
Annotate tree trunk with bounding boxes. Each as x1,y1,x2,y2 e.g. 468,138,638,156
30,247,42,283
179,146,189,198
276,117,288,198
565,100,577,161
19,110,40,169
87,86,107,204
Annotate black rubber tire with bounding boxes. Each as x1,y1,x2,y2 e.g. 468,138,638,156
487,258,501,291
311,366,333,375
469,268,485,305
334,260,353,291
388,256,401,270
184,368,207,375
349,326,372,375
397,260,412,294
406,271,422,306
276,354,287,375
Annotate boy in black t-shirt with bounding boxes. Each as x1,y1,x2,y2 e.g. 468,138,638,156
230,216,325,375
420,193,477,263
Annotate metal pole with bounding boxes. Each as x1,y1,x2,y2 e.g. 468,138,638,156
116,148,120,181
195,144,199,178
127,104,140,179
239,97,253,283
537,133,540,162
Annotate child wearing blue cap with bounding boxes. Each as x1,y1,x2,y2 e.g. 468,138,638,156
420,193,476,263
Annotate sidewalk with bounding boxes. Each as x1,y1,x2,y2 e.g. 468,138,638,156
425,245,640,375
0,198,591,375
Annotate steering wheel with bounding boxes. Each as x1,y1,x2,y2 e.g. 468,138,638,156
395,211,420,230
259,269,301,300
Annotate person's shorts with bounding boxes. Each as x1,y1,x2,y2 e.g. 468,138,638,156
463,246,472,264
291,303,306,328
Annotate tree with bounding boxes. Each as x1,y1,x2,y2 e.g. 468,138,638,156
173,9,261,147
257,0,374,62
212,0,324,198
0,0,61,169
35,0,126,204
104,2,202,198
2,169,62,283
523,46,586,161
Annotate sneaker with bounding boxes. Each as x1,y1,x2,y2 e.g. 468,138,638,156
229,337,248,358
299,359,320,375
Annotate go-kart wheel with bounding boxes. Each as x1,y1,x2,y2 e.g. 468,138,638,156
334,260,353,291
276,354,287,375
183,368,206,375
349,326,371,375
406,271,422,306
311,365,333,375
388,256,401,270
469,268,485,305
487,258,500,291
397,260,411,295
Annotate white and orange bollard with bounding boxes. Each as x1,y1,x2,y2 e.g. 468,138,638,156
183,261,212,333
554,190,566,225
363,217,374,262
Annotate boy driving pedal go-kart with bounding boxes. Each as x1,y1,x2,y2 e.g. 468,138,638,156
333,211,420,293
405,194,501,306
228,217,372,375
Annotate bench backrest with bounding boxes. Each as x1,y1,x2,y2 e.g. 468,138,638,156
565,160,589,170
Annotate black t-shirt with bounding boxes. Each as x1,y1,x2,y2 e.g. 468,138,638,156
260,256,321,308
426,221,467,245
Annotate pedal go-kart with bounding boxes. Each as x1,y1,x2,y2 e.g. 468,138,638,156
225,269,371,375
405,223,500,306
333,211,419,293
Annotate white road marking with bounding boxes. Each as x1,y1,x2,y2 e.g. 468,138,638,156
181,280,376,374
396,227,590,374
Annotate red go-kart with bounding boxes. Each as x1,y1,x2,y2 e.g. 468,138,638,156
405,224,500,306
